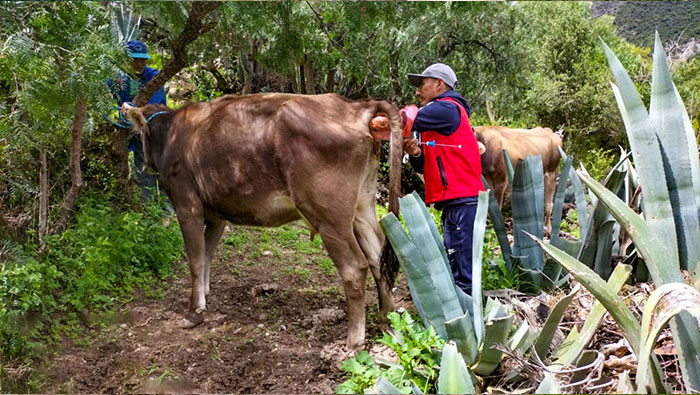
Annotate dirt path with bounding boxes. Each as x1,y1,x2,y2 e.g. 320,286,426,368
40,224,412,394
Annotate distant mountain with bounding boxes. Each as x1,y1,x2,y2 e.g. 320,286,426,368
591,1,700,48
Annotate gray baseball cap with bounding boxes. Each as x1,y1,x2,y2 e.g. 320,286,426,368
407,63,457,89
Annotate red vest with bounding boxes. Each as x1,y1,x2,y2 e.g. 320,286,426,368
421,97,484,204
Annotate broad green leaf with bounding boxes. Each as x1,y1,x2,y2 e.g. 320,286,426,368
438,342,476,395
534,237,666,393
482,175,513,271
534,284,580,361
550,155,573,248
473,314,514,375
577,172,681,284
372,377,403,395
649,32,700,273
559,146,589,233
602,39,679,266
379,213,443,337
445,312,478,366
508,320,536,352
471,190,489,345
535,372,560,395
503,149,515,191
637,283,700,394
400,194,463,322
552,264,632,366
511,156,545,288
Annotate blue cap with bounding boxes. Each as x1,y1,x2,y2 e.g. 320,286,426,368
127,40,150,59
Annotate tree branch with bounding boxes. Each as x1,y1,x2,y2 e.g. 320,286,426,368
53,96,87,234
134,2,223,106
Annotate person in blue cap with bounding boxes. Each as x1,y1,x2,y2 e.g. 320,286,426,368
401,63,485,295
108,40,168,204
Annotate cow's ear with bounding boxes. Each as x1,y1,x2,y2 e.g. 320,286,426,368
121,103,148,133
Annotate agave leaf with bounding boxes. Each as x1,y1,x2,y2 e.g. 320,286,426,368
535,372,560,395
379,214,443,337
445,312,478,365
534,284,580,361
551,264,632,366
410,191,450,271
637,283,700,393
400,194,463,322
602,39,679,265
512,156,545,288
592,220,616,280
372,377,403,395
649,33,700,273
438,342,476,394
617,370,635,394
579,170,700,387
482,176,513,271
508,320,536,352
577,172,680,284
471,191,490,344
503,149,515,191
533,236,666,393
550,155,573,248
559,146,589,234
473,314,514,375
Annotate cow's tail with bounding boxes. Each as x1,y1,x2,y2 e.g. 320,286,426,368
376,100,403,290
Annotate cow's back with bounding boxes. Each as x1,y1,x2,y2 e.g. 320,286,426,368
159,93,384,226
474,126,562,173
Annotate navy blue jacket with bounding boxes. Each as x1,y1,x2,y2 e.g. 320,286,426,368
407,90,476,210
408,90,471,174
107,66,167,106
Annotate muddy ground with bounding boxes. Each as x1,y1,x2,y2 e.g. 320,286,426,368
37,224,413,394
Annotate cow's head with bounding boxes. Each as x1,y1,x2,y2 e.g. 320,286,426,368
121,102,171,173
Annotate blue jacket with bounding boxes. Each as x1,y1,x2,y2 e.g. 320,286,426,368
107,66,167,106
408,90,472,174
407,90,477,210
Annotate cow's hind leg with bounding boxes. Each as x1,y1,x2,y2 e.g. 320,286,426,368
204,220,226,296
298,205,370,350
543,172,557,231
177,211,207,329
353,194,394,331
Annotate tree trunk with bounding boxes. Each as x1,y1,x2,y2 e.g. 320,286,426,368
326,62,336,93
389,47,401,103
134,2,222,106
241,46,254,94
38,149,48,242
486,98,496,124
303,54,315,94
53,97,87,234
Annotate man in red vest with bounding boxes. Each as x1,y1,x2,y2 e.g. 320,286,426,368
403,63,485,294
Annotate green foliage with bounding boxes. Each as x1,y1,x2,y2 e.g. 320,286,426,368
0,194,183,360
578,148,617,182
593,2,700,48
337,311,445,395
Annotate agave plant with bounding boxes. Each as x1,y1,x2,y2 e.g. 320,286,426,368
536,33,700,394
378,191,596,391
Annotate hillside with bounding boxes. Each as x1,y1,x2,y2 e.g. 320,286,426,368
591,1,700,47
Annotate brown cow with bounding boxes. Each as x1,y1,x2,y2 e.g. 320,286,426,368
474,126,562,227
121,93,403,350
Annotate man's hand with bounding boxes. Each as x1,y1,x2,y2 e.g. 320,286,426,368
403,138,421,156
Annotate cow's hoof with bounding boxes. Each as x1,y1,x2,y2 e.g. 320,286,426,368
178,312,204,329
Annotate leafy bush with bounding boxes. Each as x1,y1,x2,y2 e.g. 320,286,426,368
337,311,445,394
0,194,183,359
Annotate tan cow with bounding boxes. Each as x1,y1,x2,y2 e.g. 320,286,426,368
121,93,404,350
474,126,562,227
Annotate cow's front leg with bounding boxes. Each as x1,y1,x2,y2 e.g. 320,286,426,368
203,220,226,296
178,214,207,329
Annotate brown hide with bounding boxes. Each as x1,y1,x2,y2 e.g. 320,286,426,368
474,126,562,226
122,93,403,349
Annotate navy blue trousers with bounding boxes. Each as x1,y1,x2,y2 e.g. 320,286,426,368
442,202,478,294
